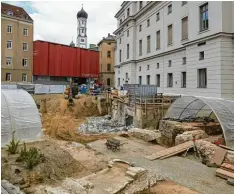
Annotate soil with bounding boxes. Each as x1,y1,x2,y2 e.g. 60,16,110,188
1,139,102,193
139,181,199,194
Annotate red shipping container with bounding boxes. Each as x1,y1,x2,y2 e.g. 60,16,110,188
33,40,99,78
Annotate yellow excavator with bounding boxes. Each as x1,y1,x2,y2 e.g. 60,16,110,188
64,78,78,106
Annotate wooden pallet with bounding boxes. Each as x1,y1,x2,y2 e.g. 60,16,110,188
145,141,194,161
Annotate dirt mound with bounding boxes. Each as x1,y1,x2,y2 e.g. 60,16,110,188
39,95,107,143
1,140,88,193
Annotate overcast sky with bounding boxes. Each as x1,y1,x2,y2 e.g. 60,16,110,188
6,1,122,46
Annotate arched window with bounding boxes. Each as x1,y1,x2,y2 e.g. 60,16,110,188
107,51,111,57
107,78,111,86
107,64,111,71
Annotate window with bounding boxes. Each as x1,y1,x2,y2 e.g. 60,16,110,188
22,58,28,67
147,75,150,85
6,73,11,81
182,16,188,40
139,24,142,32
139,76,142,85
7,25,12,33
182,57,186,65
156,74,160,87
22,74,27,82
156,12,160,21
6,57,12,66
168,24,173,45
23,43,28,51
147,35,151,53
127,30,129,37
23,28,28,36
7,11,13,16
118,78,120,86
168,4,172,14
156,30,160,49
82,21,84,24
127,8,130,17
199,51,204,60
198,68,207,88
182,1,187,6
127,44,129,59
119,38,121,44
120,19,122,24
125,73,128,81
80,38,85,43
200,3,209,31
7,41,12,49
147,65,150,70
107,64,111,71
181,72,186,88
107,51,111,57
119,50,122,62
139,1,143,9
147,19,150,27
157,63,159,69
139,40,142,56
139,66,141,71
167,73,173,87
107,78,111,86
168,60,172,67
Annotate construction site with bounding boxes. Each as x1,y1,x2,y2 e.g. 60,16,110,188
1,85,234,194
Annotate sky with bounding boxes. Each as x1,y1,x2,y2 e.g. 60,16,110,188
5,1,122,46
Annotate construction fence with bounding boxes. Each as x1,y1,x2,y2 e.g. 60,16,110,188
1,83,68,95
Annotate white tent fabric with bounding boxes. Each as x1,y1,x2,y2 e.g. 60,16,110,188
165,96,234,148
1,89,42,147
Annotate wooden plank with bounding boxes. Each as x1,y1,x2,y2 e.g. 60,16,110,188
210,147,227,166
219,144,234,152
221,163,234,173
216,168,234,180
160,147,190,160
145,141,194,161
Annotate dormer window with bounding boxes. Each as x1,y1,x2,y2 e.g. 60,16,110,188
7,11,13,16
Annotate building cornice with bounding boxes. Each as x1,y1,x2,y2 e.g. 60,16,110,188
1,14,33,24
115,1,131,18
113,1,163,35
182,32,234,46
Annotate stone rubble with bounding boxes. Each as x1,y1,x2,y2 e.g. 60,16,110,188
1,180,24,194
175,130,208,145
195,140,234,166
128,128,161,142
78,116,134,134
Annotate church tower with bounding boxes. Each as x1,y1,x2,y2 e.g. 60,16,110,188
76,5,88,48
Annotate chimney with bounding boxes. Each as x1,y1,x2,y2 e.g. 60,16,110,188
108,33,110,37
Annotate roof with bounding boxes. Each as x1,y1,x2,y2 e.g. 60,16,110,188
77,7,88,19
97,33,116,46
1,2,33,22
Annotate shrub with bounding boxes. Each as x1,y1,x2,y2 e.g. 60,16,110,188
6,131,20,154
17,143,45,169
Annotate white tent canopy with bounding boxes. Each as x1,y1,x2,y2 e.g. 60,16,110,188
1,89,42,147
165,96,234,148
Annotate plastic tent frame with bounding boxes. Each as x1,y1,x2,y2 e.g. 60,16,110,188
165,96,234,148
1,89,42,147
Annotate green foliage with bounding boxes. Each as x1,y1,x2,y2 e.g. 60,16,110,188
17,143,45,170
6,131,20,154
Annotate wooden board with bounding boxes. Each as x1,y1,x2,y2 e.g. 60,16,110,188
145,141,194,161
219,144,234,152
221,163,234,173
216,168,234,180
210,147,227,166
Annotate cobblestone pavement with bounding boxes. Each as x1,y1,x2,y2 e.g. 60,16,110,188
88,137,233,194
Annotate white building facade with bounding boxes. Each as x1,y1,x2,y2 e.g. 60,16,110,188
113,1,234,99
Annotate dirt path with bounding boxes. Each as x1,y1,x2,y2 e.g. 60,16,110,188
88,136,233,194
